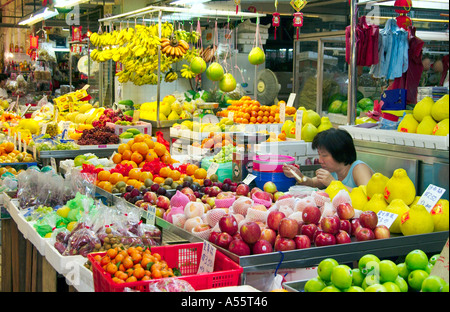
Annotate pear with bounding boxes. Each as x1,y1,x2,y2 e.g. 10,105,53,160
384,168,416,205
304,110,321,127
416,115,437,135
432,118,449,136
362,193,388,214
400,204,434,236
384,199,410,234
430,199,449,232
366,173,389,199
349,185,368,211
431,94,449,122
301,123,318,142
325,180,348,200
168,111,180,121
317,116,333,132
397,114,419,133
413,96,434,122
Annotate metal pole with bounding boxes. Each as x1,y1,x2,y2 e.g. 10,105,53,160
157,9,162,128
316,38,324,116
254,14,259,102
347,0,357,125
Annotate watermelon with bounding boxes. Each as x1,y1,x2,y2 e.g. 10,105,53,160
357,98,374,110
340,100,348,115
328,100,343,114
328,93,347,106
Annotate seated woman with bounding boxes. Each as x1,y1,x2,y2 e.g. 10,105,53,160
283,128,373,191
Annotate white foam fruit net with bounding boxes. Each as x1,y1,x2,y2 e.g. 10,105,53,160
312,191,331,208
331,189,352,209
245,207,269,223
230,197,253,216
205,208,227,228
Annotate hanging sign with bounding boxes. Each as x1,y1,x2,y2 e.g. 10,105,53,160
272,12,281,40
234,0,241,14
290,0,307,40
30,35,39,49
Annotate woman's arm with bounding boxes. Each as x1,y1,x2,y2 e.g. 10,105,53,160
352,163,374,188
283,165,326,189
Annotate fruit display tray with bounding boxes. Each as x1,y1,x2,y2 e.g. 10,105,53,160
339,125,449,150
282,280,307,292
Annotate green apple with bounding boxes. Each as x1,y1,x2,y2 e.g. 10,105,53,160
405,249,428,271
421,275,446,292
304,277,327,292
408,269,429,291
397,262,410,280
358,254,380,274
331,265,353,290
383,282,401,292
317,258,339,282
379,260,399,283
395,276,409,292
351,268,365,287
345,286,365,292
321,285,341,292
365,284,387,292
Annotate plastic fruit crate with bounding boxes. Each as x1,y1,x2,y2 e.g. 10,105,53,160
88,242,243,292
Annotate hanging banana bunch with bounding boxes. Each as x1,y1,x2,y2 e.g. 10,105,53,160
180,64,196,80
161,35,190,59
164,69,178,83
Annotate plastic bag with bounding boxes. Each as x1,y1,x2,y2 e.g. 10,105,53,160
156,131,170,151
33,212,67,237
147,278,195,292
17,168,41,209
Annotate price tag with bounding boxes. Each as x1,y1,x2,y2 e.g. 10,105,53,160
376,210,398,229
228,111,234,121
50,157,57,173
23,141,27,153
197,241,216,274
41,123,48,135
18,132,22,152
33,145,37,160
279,102,286,124
142,206,156,225
98,145,107,149
417,184,446,212
295,109,304,141
287,93,297,107
242,173,257,185
132,110,140,123
207,162,220,178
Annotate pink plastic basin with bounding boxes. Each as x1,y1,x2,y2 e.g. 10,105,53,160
253,155,295,172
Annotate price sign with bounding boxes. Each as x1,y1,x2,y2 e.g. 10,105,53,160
242,173,257,185
142,206,156,225
207,162,220,178
287,93,297,107
228,111,234,121
33,145,37,160
376,210,398,229
417,184,446,212
18,132,22,152
132,110,140,123
197,242,216,274
295,109,304,141
279,102,286,124
41,123,48,135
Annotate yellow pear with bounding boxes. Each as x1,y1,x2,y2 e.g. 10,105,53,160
397,114,419,133
431,94,449,122
325,180,348,200
416,115,437,135
317,117,333,133
362,193,388,214
349,185,368,211
430,199,449,232
384,168,416,205
432,118,449,136
400,204,434,236
412,96,434,122
384,199,410,234
366,173,389,199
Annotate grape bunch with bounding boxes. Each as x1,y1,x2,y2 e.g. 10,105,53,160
77,126,120,146
25,205,54,222
212,145,236,163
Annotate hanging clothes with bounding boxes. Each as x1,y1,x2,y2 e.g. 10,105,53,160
389,26,424,104
346,16,380,67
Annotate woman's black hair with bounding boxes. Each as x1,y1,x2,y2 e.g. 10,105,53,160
312,128,357,165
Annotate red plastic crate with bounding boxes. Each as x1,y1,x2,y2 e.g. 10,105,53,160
87,242,243,292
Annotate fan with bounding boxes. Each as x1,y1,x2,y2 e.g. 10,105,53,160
77,55,99,75
256,69,281,106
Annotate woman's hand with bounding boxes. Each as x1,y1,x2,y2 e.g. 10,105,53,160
283,164,305,183
315,168,335,187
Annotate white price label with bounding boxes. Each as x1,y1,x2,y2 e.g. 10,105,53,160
228,111,234,121
50,157,57,173
142,206,156,225
279,102,286,124
207,162,220,178
287,93,297,107
417,184,446,212
197,242,216,274
242,173,257,185
295,109,304,141
376,210,398,229
132,110,140,123
41,123,48,135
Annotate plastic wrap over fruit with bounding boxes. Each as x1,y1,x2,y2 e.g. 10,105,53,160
319,202,336,221
311,191,331,208
331,189,352,209
230,196,253,216
164,206,184,223
147,278,195,292
62,225,100,257
205,208,227,227
245,206,269,223
294,196,317,213
170,190,190,209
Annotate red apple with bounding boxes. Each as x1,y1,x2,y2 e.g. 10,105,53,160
320,215,341,235
302,206,321,225
273,191,285,201
156,196,170,209
355,227,375,241
316,191,329,198
267,211,286,231
337,203,355,220
253,191,273,202
236,184,250,196
240,221,262,245
263,181,277,194
233,233,242,241
359,211,378,230
209,186,222,197
218,214,238,236
181,187,194,195
374,225,390,239
300,223,318,241
278,218,299,239
274,236,296,251
216,232,233,249
294,235,311,249
335,230,352,244
260,228,277,246
143,191,157,204
186,193,197,202
135,199,144,207
250,187,262,197
217,192,234,199
228,239,251,256
277,194,293,201
351,218,362,235
340,219,352,235
253,239,274,254
209,231,220,244
314,232,336,247
155,207,165,218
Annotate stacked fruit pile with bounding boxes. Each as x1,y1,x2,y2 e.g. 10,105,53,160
398,94,449,136
280,108,333,142
303,249,448,292
0,141,34,163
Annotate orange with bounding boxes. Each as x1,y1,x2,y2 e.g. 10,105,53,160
109,172,124,185
144,138,155,149
112,153,122,164
128,161,138,169
153,176,165,184
168,170,181,181
145,152,156,162
3,142,14,153
134,181,144,190
126,139,135,147
118,143,130,154
194,168,207,179
161,151,172,164
133,134,145,143
131,151,144,164
186,164,198,176
139,171,153,182
128,168,141,180
122,149,132,161
154,142,167,157
193,178,204,186
133,267,145,280
102,182,113,193
97,170,111,182
132,142,149,156
126,179,138,188
159,167,171,178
